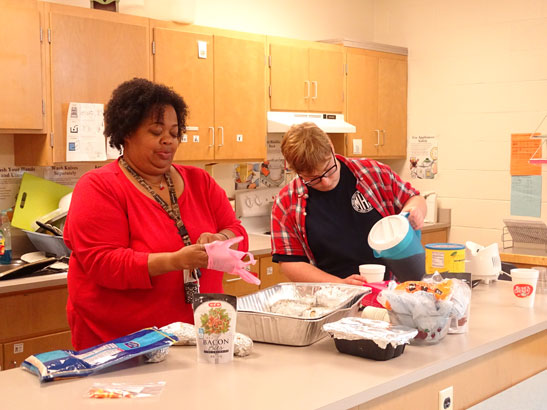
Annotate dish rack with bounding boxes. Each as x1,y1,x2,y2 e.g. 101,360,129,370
502,219,547,250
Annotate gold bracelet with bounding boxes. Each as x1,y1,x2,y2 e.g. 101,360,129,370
218,232,229,240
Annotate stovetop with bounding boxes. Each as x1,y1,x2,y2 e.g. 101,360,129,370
235,187,280,235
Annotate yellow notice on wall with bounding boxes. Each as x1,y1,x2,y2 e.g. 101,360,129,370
511,133,541,175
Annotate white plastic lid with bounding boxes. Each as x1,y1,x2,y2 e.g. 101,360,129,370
367,214,410,251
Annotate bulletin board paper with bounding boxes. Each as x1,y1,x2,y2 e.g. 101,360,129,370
510,175,542,218
66,102,107,162
408,135,438,179
510,133,541,176
0,167,42,211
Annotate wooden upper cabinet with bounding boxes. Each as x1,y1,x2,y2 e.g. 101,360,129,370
153,28,215,161
269,43,308,112
346,47,407,158
269,40,344,113
0,0,44,131
48,7,150,162
14,4,150,165
377,57,407,157
213,35,266,160
308,47,344,113
153,25,267,161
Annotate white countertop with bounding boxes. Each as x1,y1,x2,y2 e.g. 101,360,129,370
0,271,67,295
0,281,545,409
247,232,272,256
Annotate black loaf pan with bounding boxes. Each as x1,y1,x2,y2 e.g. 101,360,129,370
333,337,406,361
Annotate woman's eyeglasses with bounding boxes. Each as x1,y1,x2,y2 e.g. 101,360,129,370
300,151,337,187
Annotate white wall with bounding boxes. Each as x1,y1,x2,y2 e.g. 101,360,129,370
42,0,375,41
193,0,375,41
375,0,547,247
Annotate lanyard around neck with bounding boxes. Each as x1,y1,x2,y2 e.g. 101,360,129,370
119,157,192,246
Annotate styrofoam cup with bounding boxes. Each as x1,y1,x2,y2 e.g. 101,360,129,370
532,266,547,294
510,268,539,308
359,264,386,283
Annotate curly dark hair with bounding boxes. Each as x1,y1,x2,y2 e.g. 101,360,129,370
104,78,188,150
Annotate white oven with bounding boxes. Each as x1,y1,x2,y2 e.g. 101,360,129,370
234,187,281,236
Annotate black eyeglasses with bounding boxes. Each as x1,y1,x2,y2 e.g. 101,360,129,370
300,151,337,187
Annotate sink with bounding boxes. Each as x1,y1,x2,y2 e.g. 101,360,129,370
0,259,25,274
0,258,64,281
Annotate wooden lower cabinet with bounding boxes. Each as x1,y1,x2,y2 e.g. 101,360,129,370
0,286,69,342
223,257,260,297
3,330,72,370
259,256,289,289
0,285,71,371
223,254,288,297
421,228,448,246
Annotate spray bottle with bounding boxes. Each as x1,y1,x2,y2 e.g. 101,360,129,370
0,208,13,264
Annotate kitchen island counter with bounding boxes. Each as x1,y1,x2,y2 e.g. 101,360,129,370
0,281,545,410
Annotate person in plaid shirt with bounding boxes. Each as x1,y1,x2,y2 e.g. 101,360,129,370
271,122,426,284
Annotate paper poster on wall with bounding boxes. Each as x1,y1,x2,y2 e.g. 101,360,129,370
408,135,438,179
66,102,107,162
260,135,286,188
106,137,122,160
510,133,541,176
510,175,542,217
42,164,95,187
233,134,288,190
0,167,42,211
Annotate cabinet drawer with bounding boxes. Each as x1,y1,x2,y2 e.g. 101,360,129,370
3,330,72,370
0,287,69,343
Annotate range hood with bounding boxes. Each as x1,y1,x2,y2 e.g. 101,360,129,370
267,112,356,134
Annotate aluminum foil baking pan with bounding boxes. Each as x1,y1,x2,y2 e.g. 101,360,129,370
236,283,370,346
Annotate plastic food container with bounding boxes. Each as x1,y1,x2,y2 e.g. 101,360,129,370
425,243,465,274
388,311,450,345
323,317,417,360
367,214,425,281
236,283,370,346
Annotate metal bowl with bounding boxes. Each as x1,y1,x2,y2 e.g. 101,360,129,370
236,283,370,346
23,231,71,258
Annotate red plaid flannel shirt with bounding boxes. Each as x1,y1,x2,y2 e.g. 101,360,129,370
270,155,420,265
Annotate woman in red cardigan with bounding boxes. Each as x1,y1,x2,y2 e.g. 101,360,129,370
64,78,248,350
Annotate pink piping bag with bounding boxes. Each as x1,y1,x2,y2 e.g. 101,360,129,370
204,236,260,285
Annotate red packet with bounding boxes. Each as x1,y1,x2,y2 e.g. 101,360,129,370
361,281,390,308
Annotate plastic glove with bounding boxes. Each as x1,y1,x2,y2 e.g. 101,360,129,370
204,236,260,285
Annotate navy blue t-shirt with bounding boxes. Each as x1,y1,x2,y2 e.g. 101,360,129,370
273,162,383,278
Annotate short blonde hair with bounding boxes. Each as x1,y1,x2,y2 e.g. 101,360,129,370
281,122,332,174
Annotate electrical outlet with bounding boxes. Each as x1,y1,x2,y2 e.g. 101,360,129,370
438,386,453,410
352,138,363,155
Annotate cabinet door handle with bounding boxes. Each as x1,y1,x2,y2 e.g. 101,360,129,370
304,80,310,99
208,126,215,148
374,130,381,147
381,130,386,146
312,81,318,99
225,277,242,283
217,126,224,147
